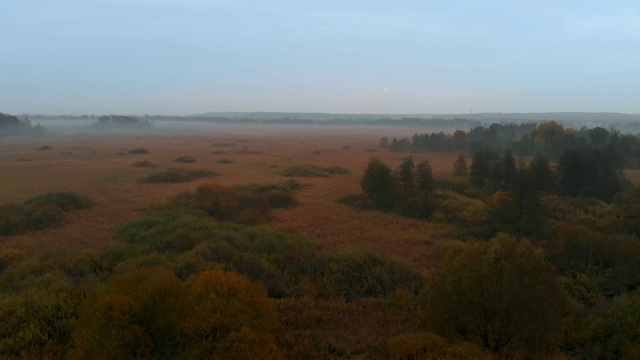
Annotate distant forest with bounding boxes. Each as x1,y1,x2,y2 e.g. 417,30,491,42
387,121,640,168
0,113,42,135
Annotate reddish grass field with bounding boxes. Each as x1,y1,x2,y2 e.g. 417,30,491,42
0,124,456,269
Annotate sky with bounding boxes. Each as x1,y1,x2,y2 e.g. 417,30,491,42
1,0,639,115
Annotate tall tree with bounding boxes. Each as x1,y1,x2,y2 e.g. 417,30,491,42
452,153,468,178
429,234,567,355
361,158,397,210
470,150,493,188
498,150,516,190
528,154,554,193
395,156,415,201
415,159,436,217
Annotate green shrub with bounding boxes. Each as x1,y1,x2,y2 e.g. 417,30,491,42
25,192,95,211
236,179,303,194
282,164,350,177
117,210,224,253
140,168,219,183
127,148,149,154
324,166,351,175
323,248,424,301
0,203,66,236
132,160,156,168
265,191,299,209
174,155,196,163
0,250,107,293
0,283,86,358
37,145,53,151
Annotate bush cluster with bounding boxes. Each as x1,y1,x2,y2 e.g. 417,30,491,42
0,192,94,236
140,168,219,184
282,164,350,177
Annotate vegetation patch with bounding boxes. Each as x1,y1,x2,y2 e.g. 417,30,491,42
25,192,95,211
37,145,53,151
140,168,219,184
165,180,302,224
282,164,351,177
127,148,149,154
236,148,260,155
132,160,156,168
0,192,95,236
174,155,196,163
212,150,227,154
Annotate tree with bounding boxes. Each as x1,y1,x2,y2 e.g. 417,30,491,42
395,156,415,201
361,158,397,210
613,184,640,238
428,234,567,355
452,153,468,178
470,150,493,188
497,150,516,190
415,159,436,217
528,154,554,193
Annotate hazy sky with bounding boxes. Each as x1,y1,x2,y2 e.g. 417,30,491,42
2,1,639,115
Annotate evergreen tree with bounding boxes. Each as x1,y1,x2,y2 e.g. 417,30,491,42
452,153,468,177
361,158,397,210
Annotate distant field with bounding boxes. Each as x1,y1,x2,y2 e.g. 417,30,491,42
0,124,454,267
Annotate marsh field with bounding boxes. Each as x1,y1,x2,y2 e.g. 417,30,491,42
2,121,640,359
0,124,453,260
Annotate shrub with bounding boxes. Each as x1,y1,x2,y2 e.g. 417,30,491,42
25,192,95,211
236,148,260,154
117,210,223,253
140,168,219,184
0,284,86,358
337,194,374,210
388,332,492,360
132,160,156,168
0,203,66,236
236,179,303,194
174,155,196,163
283,164,350,178
37,145,53,151
323,248,424,301
212,150,227,154
72,268,283,359
342,145,352,149
127,148,149,154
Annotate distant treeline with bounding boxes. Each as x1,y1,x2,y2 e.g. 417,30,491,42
95,115,152,127
0,113,42,135
387,121,640,167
